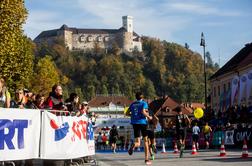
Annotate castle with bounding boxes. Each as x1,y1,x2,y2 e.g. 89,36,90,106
34,16,142,53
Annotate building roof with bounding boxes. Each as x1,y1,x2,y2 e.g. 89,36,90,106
210,43,252,80
149,96,192,116
88,95,133,107
34,25,140,40
189,102,205,109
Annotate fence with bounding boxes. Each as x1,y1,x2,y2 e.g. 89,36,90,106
0,108,95,162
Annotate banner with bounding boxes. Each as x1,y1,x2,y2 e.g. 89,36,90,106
0,108,41,161
239,74,247,104
224,130,234,145
231,76,239,105
247,70,252,106
40,111,95,159
94,118,131,128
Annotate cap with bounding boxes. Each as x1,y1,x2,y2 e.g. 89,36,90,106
82,101,88,105
23,88,29,93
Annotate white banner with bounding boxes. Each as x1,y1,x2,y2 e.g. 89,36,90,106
0,108,41,161
239,74,247,104
231,76,239,105
40,111,95,159
94,118,131,128
247,70,252,106
224,130,234,145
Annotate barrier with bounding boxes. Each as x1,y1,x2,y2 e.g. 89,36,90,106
0,108,95,162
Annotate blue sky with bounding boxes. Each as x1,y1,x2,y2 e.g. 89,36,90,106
24,0,252,66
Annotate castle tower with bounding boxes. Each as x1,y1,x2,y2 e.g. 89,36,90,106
122,16,133,33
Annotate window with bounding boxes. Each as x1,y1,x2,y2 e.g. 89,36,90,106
228,82,231,90
224,84,226,93
87,36,93,42
218,86,220,96
214,87,216,97
104,36,109,41
80,35,85,42
97,36,102,42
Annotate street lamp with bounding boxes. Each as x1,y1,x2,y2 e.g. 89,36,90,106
200,32,207,109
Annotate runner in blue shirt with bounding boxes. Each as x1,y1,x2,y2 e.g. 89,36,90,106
128,92,152,165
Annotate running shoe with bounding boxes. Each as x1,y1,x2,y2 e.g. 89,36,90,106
150,154,155,160
145,160,152,165
128,144,134,155
152,145,157,154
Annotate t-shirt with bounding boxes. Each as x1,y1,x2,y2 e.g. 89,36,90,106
203,125,211,134
176,114,188,130
192,126,200,135
129,99,148,125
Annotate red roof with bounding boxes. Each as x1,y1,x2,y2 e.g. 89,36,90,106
88,95,132,107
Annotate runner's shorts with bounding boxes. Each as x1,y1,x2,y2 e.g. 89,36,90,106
133,124,148,138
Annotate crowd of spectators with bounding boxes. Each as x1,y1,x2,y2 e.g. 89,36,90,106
0,78,94,118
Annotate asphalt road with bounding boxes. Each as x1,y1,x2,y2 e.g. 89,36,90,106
95,149,252,166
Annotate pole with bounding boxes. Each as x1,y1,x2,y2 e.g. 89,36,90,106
203,45,207,109
200,32,207,109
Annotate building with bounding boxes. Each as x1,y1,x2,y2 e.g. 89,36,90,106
34,16,142,53
149,96,193,130
209,43,252,113
88,95,132,118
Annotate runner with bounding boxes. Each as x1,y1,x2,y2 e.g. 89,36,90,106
109,125,119,153
175,106,191,158
202,122,212,149
146,109,158,160
128,92,152,165
192,123,200,150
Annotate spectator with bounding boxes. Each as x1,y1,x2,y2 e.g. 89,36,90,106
0,78,11,108
102,133,108,150
46,84,66,113
10,89,26,109
97,132,103,150
77,101,89,116
65,93,79,115
35,94,45,109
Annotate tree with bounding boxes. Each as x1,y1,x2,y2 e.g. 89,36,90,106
142,79,156,99
101,84,108,95
0,0,34,93
86,85,96,100
75,87,84,102
31,55,60,96
206,51,214,68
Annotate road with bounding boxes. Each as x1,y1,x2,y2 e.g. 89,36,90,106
94,149,252,166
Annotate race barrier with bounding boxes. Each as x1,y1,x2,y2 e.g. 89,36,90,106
0,109,41,161
0,108,95,161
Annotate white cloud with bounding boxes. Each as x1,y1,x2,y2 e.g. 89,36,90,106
166,2,242,16
76,0,191,41
24,10,63,38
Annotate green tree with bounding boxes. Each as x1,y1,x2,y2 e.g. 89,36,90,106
0,0,34,93
75,87,84,102
31,55,60,96
101,84,108,95
86,85,96,100
142,79,156,99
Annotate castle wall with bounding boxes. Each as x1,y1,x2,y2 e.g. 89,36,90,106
64,30,73,50
70,33,116,51
122,32,133,52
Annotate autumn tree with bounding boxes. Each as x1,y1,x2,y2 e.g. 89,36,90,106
31,55,60,96
0,0,34,92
